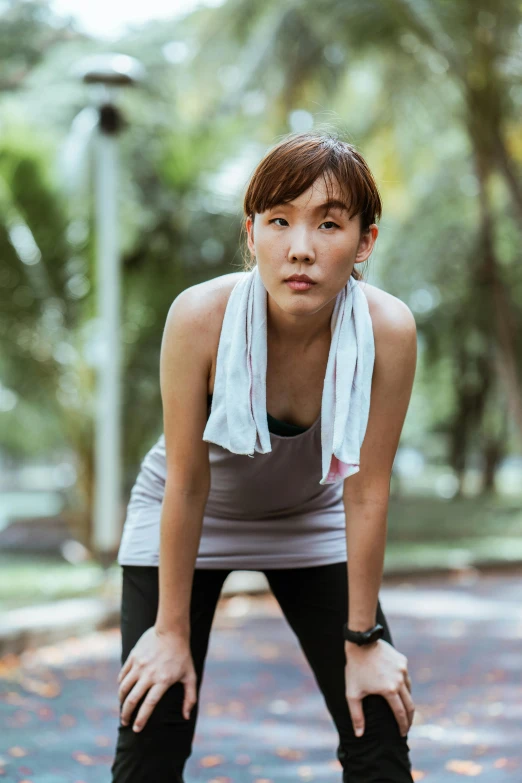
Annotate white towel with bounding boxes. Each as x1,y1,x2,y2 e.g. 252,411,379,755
202,266,375,484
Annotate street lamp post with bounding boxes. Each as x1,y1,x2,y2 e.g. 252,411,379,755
73,54,145,567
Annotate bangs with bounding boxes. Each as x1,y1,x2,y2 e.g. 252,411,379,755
243,133,381,230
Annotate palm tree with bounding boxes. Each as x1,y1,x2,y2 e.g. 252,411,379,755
199,0,522,485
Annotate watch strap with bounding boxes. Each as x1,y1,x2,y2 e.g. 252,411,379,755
343,622,384,646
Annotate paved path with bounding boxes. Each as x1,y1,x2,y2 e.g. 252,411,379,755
0,567,521,782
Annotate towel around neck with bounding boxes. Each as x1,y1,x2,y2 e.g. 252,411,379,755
202,265,375,484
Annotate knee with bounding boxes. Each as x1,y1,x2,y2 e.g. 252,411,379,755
336,696,413,782
111,684,197,783
111,724,188,783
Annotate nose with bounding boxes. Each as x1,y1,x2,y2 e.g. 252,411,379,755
287,227,315,263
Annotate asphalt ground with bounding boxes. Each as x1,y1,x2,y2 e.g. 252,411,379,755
0,566,521,782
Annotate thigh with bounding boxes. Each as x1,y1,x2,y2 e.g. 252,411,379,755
111,565,231,783
264,562,414,783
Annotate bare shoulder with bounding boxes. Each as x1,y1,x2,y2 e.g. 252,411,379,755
358,280,417,396
358,279,417,348
168,271,247,385
172,270,245,321
177,270,246,332
194,270,247,310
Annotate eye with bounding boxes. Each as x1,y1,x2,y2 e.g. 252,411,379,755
320,221,339,229
268,218,339,229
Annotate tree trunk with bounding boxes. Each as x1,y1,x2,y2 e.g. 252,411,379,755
472,143,522,449
492,129,522,230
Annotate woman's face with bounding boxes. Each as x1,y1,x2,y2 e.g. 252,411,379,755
245,176,378,317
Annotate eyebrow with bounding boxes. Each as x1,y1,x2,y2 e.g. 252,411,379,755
271,199,350,214
314,199,350,214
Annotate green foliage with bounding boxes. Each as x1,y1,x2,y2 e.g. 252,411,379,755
0,0,521,535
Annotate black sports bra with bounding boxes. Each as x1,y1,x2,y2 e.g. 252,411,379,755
207,393,308,437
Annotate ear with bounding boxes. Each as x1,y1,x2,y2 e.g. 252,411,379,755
355,224,378,263
246,215,255,255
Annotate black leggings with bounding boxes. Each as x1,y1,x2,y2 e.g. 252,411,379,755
111,562,414,782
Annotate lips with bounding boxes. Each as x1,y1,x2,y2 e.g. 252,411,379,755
285,279,315,291
285,275,316,284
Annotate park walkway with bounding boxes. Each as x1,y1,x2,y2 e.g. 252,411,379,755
0,566,521,782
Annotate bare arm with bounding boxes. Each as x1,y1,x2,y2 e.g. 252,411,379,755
343,297,417,637
341,295,417,739
117,284,218,731
154,285,213,637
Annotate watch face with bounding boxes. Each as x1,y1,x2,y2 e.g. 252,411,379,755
359,627,383,645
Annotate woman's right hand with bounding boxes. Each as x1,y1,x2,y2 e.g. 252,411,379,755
117,626,197,733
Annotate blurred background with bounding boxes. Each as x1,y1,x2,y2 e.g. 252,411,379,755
1,0,522,614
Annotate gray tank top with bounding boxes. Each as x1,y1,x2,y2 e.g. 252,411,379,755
117,394,347,569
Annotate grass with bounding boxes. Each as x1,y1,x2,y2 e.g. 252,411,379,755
387,493,522,541
0,554,122,612
2,493,522,611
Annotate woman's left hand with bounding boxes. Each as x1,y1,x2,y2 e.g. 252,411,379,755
344,638,414,739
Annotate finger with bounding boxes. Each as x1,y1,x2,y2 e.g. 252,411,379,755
182,673,198,721
384,692,409,737
118,668,139,706
346,695,365,738
399,682,415,728
117,655,133,684
132,683,167,732
120,679,151,727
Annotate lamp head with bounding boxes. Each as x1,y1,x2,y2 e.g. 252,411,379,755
73,53,146,88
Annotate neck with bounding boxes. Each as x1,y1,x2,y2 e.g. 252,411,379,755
266,293,336,351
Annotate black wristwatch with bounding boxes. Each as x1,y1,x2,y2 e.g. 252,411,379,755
343,622,384,646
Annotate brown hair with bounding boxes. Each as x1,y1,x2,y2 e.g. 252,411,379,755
240,130,382,281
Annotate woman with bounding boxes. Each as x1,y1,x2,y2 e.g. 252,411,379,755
111,130,417,782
